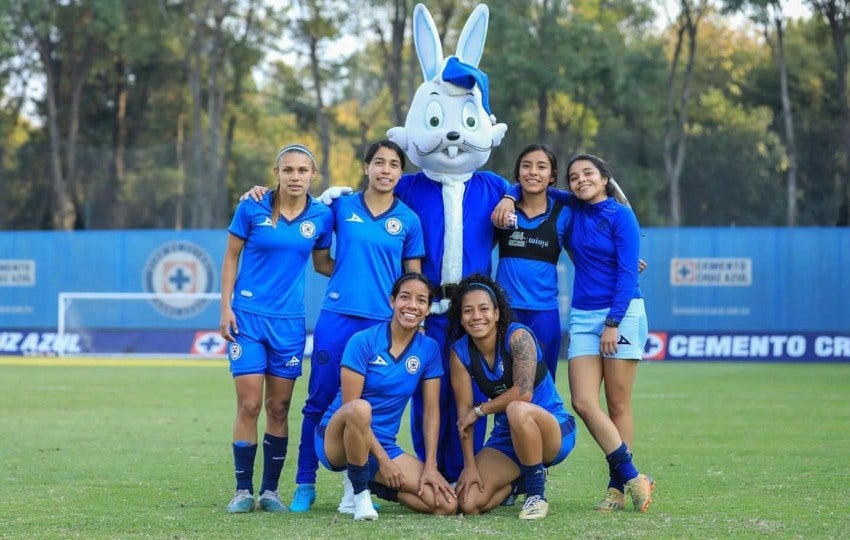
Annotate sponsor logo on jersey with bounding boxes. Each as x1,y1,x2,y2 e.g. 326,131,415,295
385,218,402,235
229,342,242,360
258,216,274,227
345,213,364,223
405,355,420,374
370,355,389,366
300,221,316,238
143,240,216,319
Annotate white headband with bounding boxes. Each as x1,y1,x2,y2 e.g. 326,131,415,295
275,144,317,169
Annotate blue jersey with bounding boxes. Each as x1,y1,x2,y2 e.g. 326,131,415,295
228,192,333,318
320,323,443,447
452,322,570,425
395,171,509,288
495,196,572,310
322,192,425,319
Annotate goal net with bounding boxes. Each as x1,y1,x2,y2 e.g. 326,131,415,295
56,292,223,357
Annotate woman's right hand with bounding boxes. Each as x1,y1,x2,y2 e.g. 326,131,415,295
240,185,269,202
220,307,238,342
378,457,405,490
490,196,516,228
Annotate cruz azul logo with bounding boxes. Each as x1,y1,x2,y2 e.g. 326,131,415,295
143,241,216,318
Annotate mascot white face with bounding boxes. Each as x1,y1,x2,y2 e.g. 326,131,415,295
388,3,507,177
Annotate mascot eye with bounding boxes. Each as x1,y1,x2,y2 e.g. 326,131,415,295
462,102,479,131
425,101,444,129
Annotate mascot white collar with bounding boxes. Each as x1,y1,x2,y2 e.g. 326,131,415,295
388,3,507,312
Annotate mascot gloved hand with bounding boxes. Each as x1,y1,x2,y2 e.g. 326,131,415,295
389,3,507,316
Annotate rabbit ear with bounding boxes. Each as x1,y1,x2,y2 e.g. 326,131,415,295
412,3,443,81
455,4,489,67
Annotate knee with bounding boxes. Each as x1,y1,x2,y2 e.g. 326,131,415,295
571,395,597,420
342,399,372,426
264,394,292,421
458,499,483,515
236,397,263,420
505,401,533,425
431,498,458,516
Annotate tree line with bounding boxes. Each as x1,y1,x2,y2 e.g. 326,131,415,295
1,0,848,230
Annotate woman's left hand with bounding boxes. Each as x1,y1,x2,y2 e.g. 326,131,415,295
456,409,479,438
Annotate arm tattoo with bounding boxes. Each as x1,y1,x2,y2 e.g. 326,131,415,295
510,330,536,396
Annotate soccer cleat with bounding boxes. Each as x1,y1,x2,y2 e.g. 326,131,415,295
625,474,655,512
518,495,549,520
595,487,626,512
257,490,288,512
353,490,378,521
289,484,316,513
225,489,255,513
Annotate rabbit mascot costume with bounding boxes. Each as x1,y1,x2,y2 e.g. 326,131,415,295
388,3,509,482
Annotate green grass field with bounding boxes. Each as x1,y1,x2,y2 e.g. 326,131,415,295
0,359,848,539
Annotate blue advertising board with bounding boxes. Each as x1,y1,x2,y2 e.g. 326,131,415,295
0,228,847,360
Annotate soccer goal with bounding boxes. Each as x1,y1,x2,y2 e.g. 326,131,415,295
56,292,222,357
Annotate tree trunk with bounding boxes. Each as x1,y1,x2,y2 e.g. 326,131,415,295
663,1,701,226
308,34,331,191
110,53,129,229
772,13,798,226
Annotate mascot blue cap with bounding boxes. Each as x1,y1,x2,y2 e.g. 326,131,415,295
441,57,491,116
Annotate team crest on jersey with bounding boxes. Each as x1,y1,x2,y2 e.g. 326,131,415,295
300,221,316,238
229,342,242,360
385,218,402,235
143,240,216,318
405,355,420,374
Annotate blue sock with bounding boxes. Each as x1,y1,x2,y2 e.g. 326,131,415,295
259,433,287,494
233,441,257,493
368,480,399,502
347,462,370,495
296,415,319,485
606,442,639,484
608,461,625,492
521,463,546,500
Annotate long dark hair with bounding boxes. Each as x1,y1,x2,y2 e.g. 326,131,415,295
445,273,514,355
391,271,432,303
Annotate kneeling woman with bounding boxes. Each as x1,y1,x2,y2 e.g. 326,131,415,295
315,273,457,521
447,274,576,521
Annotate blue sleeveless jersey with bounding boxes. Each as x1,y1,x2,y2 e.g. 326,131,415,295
451,322,570,424
227,192,333,318
395,171,509,287
496,196,572,310
320,323,443,447
322,192,425,319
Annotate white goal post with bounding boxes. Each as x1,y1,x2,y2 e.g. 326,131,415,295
56,292,220,357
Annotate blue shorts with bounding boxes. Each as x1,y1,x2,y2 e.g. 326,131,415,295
227,308,305,378
567,299,648,360
484,416,577,467
314,424,404,475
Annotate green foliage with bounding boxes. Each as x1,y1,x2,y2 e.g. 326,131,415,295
0,360,848,538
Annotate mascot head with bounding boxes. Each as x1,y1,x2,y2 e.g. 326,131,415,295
388,3,507,176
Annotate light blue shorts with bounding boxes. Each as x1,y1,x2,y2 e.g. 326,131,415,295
227,308,305,378
567,298,648,360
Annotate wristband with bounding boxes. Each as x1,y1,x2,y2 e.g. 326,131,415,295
604,317,620,328
474,404,486,418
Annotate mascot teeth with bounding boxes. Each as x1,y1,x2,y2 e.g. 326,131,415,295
447,146,459,158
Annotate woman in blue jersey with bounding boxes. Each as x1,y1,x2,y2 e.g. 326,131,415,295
493,154,654,512
562,154,653,512
495,144,571,380
446,274,576,521
315,273,457,521
219,144,334,514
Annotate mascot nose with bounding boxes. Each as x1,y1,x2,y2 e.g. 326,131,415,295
446,131,460,141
